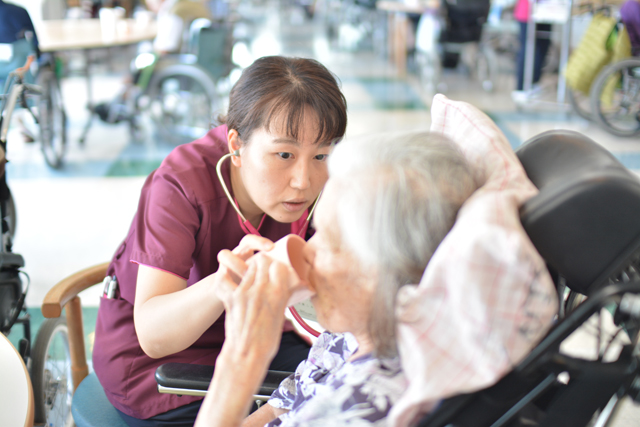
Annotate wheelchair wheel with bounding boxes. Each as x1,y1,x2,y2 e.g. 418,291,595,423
590,58,640,137
31,317,73,427
37,66,67,169
146,63,217,144
568,87,592,121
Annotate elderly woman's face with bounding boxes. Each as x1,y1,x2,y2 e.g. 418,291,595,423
303,181,376,341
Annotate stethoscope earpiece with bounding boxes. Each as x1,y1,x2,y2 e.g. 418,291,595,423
232,150,240,157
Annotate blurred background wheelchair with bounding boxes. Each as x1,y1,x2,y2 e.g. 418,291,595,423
1,55,74,426
588,55,640,138
95,16,235,145
0,35,68,169
566,1,640,137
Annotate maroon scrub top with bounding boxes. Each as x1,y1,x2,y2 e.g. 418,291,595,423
93,125,308,419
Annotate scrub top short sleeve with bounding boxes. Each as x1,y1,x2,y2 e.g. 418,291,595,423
130,167,202,280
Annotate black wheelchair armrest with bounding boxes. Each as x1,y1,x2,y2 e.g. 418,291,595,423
155,363,293,400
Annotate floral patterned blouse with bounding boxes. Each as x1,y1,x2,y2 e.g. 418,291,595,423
267,332,407,426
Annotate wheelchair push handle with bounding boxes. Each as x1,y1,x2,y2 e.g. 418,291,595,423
14,55,35,80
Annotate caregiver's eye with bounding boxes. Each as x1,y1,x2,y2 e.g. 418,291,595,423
315,154,328,161
278,152,293,160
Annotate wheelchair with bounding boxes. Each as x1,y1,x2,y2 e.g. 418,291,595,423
0,37,68,169
36,127,640,426
1,47,73,427
566,6,640,137
158,129,640,427
589,55,640,137
105,17,234,145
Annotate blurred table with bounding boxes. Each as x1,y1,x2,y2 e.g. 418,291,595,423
377,1,435,77
34,19,157,143
36,18,157,52
0,333,33,427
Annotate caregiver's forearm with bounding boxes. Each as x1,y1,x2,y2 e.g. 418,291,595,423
134,271,225,359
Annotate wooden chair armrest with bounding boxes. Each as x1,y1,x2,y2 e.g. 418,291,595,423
41,262,110,318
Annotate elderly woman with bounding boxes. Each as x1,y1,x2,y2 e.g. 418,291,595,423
194,131,478,427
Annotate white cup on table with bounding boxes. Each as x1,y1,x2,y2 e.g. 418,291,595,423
99,7,117,40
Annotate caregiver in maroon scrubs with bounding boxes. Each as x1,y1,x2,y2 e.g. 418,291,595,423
92,56,348,427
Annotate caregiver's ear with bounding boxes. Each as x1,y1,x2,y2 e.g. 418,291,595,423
227,129,242,167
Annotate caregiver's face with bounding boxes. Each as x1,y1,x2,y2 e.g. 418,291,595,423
303,181,376,337
233,108,332,225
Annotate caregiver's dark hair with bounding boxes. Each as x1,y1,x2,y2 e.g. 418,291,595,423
220,56,347,145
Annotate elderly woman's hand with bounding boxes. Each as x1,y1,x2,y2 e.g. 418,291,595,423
196,254,294,427
216,252,294,364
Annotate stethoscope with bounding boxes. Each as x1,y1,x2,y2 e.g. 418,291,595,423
215,150,322,337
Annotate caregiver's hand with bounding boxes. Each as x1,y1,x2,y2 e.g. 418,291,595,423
134,235,274,359
216,235,275,285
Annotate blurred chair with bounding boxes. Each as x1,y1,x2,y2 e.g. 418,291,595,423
170,0,213,53
40,262,129,427
415,0,491,92
188,18,234,82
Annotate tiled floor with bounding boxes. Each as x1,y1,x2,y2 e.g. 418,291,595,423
5,0,640,424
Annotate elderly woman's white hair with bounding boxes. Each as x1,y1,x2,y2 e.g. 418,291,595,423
327,131,478,357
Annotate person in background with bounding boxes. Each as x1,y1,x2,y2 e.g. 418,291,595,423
92,55,347,427
0,0,40,55
511,0,551,104
621,0,640,56
0,0,40,142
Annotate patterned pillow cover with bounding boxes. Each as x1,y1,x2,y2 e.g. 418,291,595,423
390,94,559,426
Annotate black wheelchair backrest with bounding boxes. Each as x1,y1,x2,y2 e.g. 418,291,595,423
418,130,640,427
517,130,640,296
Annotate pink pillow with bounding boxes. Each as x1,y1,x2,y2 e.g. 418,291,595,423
390,95,558,426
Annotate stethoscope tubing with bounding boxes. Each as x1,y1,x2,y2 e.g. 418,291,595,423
215,152,322,337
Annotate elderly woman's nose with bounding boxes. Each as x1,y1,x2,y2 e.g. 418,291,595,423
290,160,311,190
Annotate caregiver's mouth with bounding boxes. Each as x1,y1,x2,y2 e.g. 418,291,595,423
283,200,307,212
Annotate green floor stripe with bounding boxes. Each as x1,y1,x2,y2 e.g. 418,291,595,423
107,158,164,177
